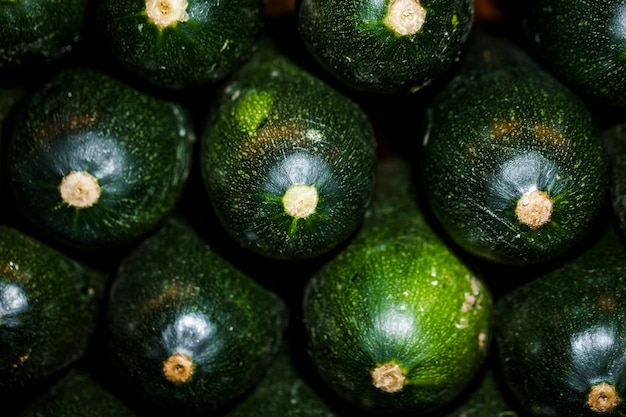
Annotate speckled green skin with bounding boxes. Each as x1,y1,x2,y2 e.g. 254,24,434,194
0,0,87,68
6,67,195,249
200,42,377,260
520,0,626,107
224,344,342,417
303,155,493,414
18,369,138,417
603,123,626,241
97,0,264,89
495,223,626,417
0,225,107,389
106,217,289,414
421,32,608,266
297,0,473,94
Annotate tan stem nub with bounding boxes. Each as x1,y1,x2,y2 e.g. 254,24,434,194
283,184,318,219
145,0,189,28
384,0,427,36
163,353,194,384
516,189,553,229
371,363,406,393
59,171,101,209
588,382,620,413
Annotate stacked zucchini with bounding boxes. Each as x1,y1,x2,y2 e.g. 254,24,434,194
1,0,626,416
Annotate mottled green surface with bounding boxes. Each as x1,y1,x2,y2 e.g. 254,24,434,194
106,217,289,414
297,0,473,93
200,41,377,260
6,67,195,249
520,0,626,107
97,0,264,89
0,225,107,389
303,155,493,414
495,222,626,417
421,31,608,266
0,0,87,68
18,369,138,417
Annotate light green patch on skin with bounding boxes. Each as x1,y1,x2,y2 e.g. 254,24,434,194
234,90,274,135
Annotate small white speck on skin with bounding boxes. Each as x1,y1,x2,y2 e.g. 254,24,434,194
431,280,438,286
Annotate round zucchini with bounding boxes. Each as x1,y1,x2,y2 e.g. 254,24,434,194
200,40,377,260
420,30,608,266
297,0,474,94
303,155,492,414
97,0,265,89
519,0,626,107
6,66,195,249
0,225,107,389
106,217,289,414
0,0,87,68
494,221,626,417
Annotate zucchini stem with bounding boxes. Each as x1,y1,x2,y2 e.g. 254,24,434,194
163,352,194,384
384,0,426,36
371,363,406,393
283,184,318,219
516,189,552,229
145,0,189,28
588,382,620,413
59,171,101,209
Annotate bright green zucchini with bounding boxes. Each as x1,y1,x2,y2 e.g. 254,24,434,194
97,0,265,89
519,0,626,107
106,217,289,414
297,0,474,94
17,369,138,417
0,0,87,68
420,29,608,266
494,220,626,417
0,224,107,389
6,66,195,249
200,40,377,260
303,154,492,414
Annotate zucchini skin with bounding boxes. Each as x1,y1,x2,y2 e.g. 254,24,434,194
200,41,377,260
494,222,626,417
6,67,195,249
97,0,264,89
0,225,107,389
420,31,608,266
303,155,492,414
297,0,474,94
603,122,626,240
106,217,289,414
17,369,138,417
520,0,626,107
0,0,87,68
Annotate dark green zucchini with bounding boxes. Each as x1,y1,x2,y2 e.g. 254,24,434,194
6,66,195,249
223,343,344,417
97,0,265,89
106,217,289,414
200,40,377,260
0,0,87,68
494,221,626,417
420,29,608,266
297,0,473,94
0,224,107,389
518,0,626,107
17,369,138,417
602,122,626,240
303,154,492,414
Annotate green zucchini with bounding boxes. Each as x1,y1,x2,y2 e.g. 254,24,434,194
6,66,195,249
420,29,608,266
518,0,626,107
97,0,265,89
200,40,377,260
297,0,474,94
106,217,289,414
303,154,492,414
0,224,107,389
602,122,626,240
494,220,626,417
0,0,87,68
17,369,138,417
